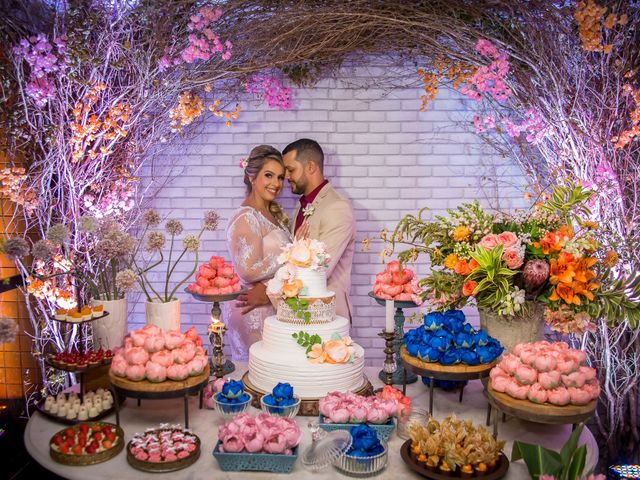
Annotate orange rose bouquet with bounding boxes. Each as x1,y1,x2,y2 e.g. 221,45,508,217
389,182,640,334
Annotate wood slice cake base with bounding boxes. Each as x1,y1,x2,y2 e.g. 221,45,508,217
486,383,597,424
401,346,498,380
109,366,209,396
242,372,373,416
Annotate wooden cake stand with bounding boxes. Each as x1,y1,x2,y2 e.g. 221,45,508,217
109,366,209,428
401,346,498,415
484,382,597,437
242,372,374,416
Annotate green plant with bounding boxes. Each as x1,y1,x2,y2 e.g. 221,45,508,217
511,424,600,480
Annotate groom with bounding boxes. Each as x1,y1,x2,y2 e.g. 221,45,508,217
238,139,356,320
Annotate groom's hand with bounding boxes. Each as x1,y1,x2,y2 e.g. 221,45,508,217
236,283,269,314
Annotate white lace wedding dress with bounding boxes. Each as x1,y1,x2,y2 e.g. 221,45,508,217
223,206,291,361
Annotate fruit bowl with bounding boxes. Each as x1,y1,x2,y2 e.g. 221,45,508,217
212,392,253,416
260,395,301,418
49,421,124,466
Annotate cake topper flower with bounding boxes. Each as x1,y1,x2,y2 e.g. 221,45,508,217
239,157,248,169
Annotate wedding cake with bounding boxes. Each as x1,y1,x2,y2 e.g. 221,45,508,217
247,238,366,398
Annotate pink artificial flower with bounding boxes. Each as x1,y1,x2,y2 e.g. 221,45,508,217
479,233,500,250
503,246,524,269
497,231,519,248
240,425,265,453
329,407,351,424
366,407,389,424
262,432,288,454
221,433,245,453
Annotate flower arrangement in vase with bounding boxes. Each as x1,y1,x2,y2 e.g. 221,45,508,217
388,182,640,336
133,209,219,330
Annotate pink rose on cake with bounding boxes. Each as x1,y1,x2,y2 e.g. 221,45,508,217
305,333,357,364
277,238,330,270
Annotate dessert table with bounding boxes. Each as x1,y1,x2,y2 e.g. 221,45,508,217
24,364,599,479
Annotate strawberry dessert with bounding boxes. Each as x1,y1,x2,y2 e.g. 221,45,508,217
187,255,241,295
372,260,423,304
128,428,199,465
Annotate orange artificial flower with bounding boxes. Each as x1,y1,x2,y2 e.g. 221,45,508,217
468,258,480,270
550,283,581,306
323,339,351,364
444,253,459,269
571,280,599,301
603,250,619,267
282,279,303,298
462,280,478,296
573,256,597,283
454,259,472,276
549,252,576,285
452,226,471,241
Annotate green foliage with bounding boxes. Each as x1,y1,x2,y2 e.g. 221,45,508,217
540,181,593,223
511,424,592,480
292,331,322,354
468,246,518,311
285,297,311,323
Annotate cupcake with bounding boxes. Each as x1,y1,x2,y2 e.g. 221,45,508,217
92,305,104,318
54,309,68,321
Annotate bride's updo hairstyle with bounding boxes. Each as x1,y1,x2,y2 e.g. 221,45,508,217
243,145,289,227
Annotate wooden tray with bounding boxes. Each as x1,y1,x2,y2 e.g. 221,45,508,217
400,439,509,479
486,382,597,424
126,429,201,473
109,365,209,394
401,346,498,379
49,421,124,466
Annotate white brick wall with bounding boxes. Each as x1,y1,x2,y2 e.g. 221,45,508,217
132,67,530,366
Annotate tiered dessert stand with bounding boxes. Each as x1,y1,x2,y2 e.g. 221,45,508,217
185,288,244,376
401,346,497,416
38,308,116,424
109,366,209,428
369,292,420,384
484,382,597,437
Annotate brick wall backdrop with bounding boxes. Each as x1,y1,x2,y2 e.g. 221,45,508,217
132,66,530,366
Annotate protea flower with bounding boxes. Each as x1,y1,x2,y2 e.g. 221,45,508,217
522,259,549,290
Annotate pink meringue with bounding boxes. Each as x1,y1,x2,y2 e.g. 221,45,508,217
143,333,166,353
125,346,150,366
167,364,190,381
164,330,185,350
505,380,530,400
534,355,557,373
130,330,147,347
578,366,597,382
568,387,592,405
491,375,511,393
151,350,173,368
527,383,549,404
556,356,579,375
538,370,562,390
500,354,522,375
514,365,538,385
561,371,587,388
145,361,167,382
547,386,571,406
110,355,128,377
125,364,146,381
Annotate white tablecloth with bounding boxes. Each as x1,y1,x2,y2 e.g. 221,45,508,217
25,365,598,479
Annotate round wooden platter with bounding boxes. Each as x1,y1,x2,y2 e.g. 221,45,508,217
109,365,209,395
49,421,125,466
485,382,597,424
126,429,201,473
401,346,498,380
242,372,374,416
400,439,509,480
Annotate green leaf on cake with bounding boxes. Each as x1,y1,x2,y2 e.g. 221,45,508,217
304,311,311,323
291,330,321,354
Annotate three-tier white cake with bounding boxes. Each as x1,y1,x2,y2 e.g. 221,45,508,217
247,238,366,398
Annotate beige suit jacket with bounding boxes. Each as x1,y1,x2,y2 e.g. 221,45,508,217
292,183,356,321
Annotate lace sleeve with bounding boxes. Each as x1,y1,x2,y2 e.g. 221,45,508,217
226,210,281,284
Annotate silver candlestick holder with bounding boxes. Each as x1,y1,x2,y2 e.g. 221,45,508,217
378,330,397,386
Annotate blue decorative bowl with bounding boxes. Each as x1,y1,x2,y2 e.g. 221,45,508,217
334,440,388,477
260,395,301,418
318,415,395,441
212,441,298,473
212,392,253,416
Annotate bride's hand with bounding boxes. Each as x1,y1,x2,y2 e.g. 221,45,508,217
295,222,310,240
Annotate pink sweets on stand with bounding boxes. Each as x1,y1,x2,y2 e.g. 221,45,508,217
185,255,245,377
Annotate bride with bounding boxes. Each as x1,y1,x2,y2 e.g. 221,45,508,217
223,145,293,361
